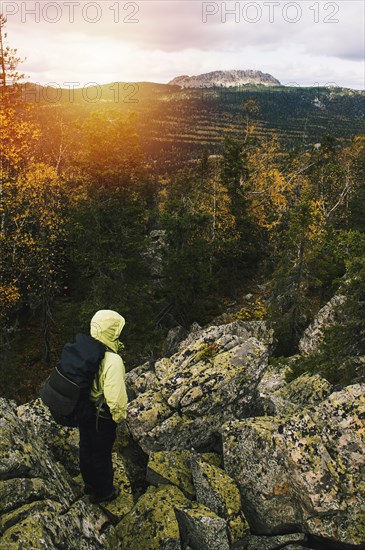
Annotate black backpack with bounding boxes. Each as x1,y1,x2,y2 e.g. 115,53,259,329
40,333,106,427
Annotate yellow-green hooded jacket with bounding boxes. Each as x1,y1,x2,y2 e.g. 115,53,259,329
89,310,128,423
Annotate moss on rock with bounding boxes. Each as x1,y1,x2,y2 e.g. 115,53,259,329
17,399,80,476
127,324,270,453
0,477,59,515
147,450,196,499
201,452,222,468
115,484,188,549
191,451,250,545
223,384,365,545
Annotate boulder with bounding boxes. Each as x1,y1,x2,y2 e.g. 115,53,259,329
255,360,291,416
299,295,346,355
147,450,196,499
17,398,79,475
190,451,250,545
115,484,188,549
0,399,116,548
224,415,301,534
0,499,118,549
2,314,364,549
127,322,271,453
260,372,333,416
17,400,134,522
223,384,365,546
174,502,230,550
164,325,188,357
125,362,159,398
233,532,307,549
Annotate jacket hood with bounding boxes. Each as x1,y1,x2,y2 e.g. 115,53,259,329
90,310,125,353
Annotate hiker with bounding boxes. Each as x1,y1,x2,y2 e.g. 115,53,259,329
79,309,128,504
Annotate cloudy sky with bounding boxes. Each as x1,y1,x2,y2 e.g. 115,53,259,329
2,0,364,89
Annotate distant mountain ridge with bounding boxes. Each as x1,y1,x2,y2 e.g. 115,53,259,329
168,70,281,88
22,81,365,166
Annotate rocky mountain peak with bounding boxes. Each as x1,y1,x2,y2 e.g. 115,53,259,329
168,69,281,88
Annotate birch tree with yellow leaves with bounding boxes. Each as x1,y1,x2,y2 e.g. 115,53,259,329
0,18,67,364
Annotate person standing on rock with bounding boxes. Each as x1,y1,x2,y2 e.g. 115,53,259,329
79,309,128,504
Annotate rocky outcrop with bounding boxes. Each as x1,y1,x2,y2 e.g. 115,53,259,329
299,295,346,355
127,321,272,453
1,313,364,549
116,484,188,549
223,384,365,546
17,398,80,475
258,371,333,416
0,399,119,548
175,503,230,549
168,70,281,88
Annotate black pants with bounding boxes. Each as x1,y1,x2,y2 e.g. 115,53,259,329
79,416,117,498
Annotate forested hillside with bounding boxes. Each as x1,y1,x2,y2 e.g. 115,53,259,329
24,81,365,169
1,18,365,402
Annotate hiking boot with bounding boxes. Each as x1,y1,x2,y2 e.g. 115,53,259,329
89,486,120,504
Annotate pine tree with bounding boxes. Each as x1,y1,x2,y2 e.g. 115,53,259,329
269,188,327,355
219,136,260,293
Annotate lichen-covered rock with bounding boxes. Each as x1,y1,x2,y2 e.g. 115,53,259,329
17,398,80,475
200,452,222,468
115,484,188,549
18,400,134,520
224,416,300,534
0,399,116,548
0,498,117,549
147,450,195,499
234,532,307,550
127,389,174,443
254,361,290,416
0,399,73,505
175,502,230,550
0,477,64,516
3,313,363,549
127,322,271,452
261,372,333,416
257,362,288,395
223,384,365,545
298,295,346,355
190,451,249,545
125,362,158,398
